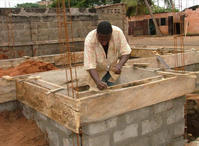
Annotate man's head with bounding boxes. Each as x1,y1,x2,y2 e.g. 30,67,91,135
97,21,112,46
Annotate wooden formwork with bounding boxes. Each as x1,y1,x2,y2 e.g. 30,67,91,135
15,66,196,133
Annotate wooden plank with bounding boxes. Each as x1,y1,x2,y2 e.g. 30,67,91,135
80,75,196,124
16,80,80,133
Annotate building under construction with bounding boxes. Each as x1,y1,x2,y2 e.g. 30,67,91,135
0,2,199,146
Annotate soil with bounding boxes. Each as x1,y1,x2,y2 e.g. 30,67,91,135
0,60,57,77
0,110,48,146
0,54,8,60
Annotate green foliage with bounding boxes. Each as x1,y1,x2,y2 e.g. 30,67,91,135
16,3,45,8
122,0,153,17
50,0,78,8
50,0,122,8
152,5,179,14
122,0,179,17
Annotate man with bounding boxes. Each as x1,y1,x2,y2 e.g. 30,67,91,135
84,21,131,90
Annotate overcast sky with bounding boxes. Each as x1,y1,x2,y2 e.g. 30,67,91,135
0,0,198,10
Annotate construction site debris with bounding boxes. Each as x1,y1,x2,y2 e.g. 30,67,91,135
0,60,57,78
0,110,48,146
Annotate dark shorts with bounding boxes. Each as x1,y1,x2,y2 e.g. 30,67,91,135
101,72,114,86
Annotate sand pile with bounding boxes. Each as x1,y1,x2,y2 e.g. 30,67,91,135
0,110,48,146
0,54,8,60
0,60,57,77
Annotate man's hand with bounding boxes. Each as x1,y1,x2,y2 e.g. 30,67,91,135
96,81,107,90
112,64,122,74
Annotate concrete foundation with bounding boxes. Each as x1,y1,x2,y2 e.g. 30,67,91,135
0,51,198,145
17,96,185,146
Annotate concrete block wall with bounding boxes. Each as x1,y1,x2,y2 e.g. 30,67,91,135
0,6,126,59
19,96,185,146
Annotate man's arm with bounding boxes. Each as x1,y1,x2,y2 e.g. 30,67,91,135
88,69,107,90
112,54,130,74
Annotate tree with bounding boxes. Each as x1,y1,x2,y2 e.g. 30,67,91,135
16,3,44,8
144,0,162,35
122,0,162,35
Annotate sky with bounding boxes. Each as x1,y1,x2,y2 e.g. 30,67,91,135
0,0,199,10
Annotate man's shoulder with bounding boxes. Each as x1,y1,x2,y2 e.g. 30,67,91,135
86,29,97,39
112,25,123,33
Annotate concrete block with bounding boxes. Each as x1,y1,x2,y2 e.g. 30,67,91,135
50,119,72,136
46,127,60,146
35,110,48,121
22,104,35,120
173,121,184,136
113,123,138,143
151,129,171,145
154,100,173,114
142,115,163,135
63,138,72,146
83,117,117,135
63,138,71,146
106,117,118,129
167,106,184,125
88,135,110,146
174,96,185,106
166,139,185,146
130,136,150,146
125,107,150,124
0,101,18,112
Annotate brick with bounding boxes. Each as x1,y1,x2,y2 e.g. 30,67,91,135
113,123,138,143
141,115,163,135
154,100,173,114
87,135,110,146
125,107,150,124
167,106,184,125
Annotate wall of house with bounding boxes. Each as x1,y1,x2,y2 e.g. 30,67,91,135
17,96,185,146
128,12,182,36
0,6,126,59
185,8,199,35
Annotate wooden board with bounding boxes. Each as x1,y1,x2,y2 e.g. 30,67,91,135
80,75,196,124
16,80,80,133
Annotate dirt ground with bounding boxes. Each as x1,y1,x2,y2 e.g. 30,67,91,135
0,60,57,77
0,110,48,146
